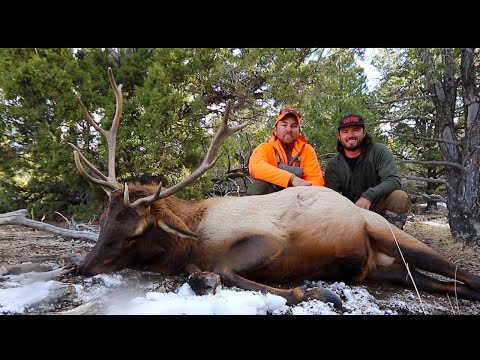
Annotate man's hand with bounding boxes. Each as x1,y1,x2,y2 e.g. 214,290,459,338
290,176,312,187
355,197,371,209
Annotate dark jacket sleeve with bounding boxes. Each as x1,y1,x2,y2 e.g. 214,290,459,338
324,155,342,192
361,143,401,203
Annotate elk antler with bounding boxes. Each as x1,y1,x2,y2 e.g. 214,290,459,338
69,67,123,195
125,182,163,208
71,67,248,207
128,100,249,208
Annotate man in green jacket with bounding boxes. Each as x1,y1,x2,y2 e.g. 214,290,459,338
324,114,411,228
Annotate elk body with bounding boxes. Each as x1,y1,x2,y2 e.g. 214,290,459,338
71,69,480,308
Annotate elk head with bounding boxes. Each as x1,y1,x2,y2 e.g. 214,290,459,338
70,67,248,275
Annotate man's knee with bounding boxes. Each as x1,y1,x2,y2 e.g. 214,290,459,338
385,190,412,214
247,180,279,195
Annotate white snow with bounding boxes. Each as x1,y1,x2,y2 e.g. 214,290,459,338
0,272,397,315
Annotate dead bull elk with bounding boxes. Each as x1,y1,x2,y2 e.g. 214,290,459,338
69,68,480,308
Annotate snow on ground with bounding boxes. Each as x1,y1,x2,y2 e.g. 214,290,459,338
0,280,55,313
0,271,409,315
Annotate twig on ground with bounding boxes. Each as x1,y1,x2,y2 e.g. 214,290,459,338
384,218,427,315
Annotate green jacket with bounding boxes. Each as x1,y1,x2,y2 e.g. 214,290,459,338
324,142,401,205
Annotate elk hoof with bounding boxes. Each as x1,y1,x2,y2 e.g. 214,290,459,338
188,272,221,295
304,287,342,309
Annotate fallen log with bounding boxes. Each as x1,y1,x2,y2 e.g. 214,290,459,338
58,302,100,315
0,209,98,242
3,267,73,284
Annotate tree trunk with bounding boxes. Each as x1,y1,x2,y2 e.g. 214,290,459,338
421,48,480,244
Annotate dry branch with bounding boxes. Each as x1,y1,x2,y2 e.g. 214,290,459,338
0,209,98,242
367,115,436,126
371,94,436,106
409,192,447,203
396,133,462,146
397,159,464,171
402,175,446,184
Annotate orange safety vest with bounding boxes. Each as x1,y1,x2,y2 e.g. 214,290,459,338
249,135,325,188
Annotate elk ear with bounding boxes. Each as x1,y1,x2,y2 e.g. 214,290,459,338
156,208,197,240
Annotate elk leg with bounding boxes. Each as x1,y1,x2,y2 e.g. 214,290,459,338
212,234,342,308
217,270,342,308
370,228,480,291
366,262,480,301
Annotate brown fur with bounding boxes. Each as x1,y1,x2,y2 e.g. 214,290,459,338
76,184,480,306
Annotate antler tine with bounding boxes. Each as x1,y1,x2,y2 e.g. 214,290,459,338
70,148,119,194
78,98,105,135
204,100,249,166
68,142,110,183
124,182,130,206
73,67,123,190
107,67,123,136
157,100,249,200
130,182,163,208
105,67,123,185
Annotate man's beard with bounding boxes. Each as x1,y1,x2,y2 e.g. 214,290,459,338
342,137,364,151
281,134,295,144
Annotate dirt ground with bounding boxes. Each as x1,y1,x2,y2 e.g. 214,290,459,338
1,210,480,315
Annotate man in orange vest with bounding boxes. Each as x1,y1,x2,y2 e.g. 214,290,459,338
247,107,324,195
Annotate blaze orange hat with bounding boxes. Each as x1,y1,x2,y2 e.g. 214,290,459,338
276,107,302,125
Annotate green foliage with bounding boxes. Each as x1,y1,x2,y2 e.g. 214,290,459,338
300,49,378,163
0,48,372,220
373,48,447,197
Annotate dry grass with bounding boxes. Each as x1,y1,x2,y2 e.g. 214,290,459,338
404,215,480,276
